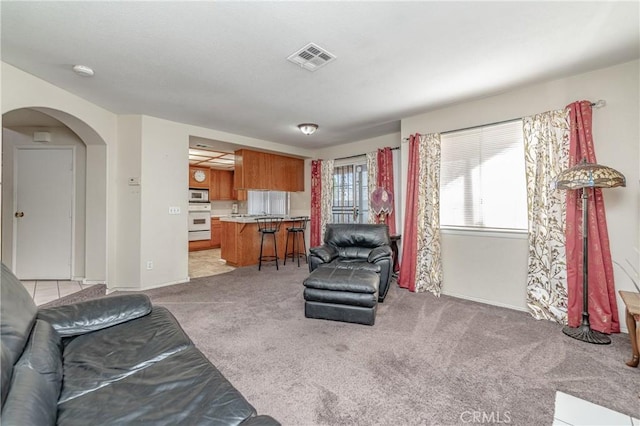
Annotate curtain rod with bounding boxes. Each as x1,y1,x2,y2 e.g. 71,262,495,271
401,99,607,141
334,146,399,162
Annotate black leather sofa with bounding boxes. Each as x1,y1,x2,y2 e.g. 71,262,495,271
308,223,393,302
0,263,279,426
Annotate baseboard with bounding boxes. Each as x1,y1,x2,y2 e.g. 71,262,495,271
82,279,106,285
442,291,528,313
109,277,190,293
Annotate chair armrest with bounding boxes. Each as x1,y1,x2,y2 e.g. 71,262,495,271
309,245,338,263
368,245,393,263
37,294,152,337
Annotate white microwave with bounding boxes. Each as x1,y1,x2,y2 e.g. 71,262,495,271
188,188,209,203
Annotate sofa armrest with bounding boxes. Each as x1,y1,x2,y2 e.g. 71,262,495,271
37,294,152,337
309,245,338,263
368,245,392,263
240,415,281,426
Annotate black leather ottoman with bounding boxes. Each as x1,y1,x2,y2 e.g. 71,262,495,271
303,267,379,325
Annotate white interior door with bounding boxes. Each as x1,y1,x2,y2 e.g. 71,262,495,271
14,147,73,279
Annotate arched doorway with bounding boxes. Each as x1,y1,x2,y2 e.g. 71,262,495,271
2,107,107,282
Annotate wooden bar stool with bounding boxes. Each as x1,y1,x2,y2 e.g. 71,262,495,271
256,217,283,271
284,216,309,267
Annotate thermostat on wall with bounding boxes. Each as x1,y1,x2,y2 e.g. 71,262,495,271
33,131,51,143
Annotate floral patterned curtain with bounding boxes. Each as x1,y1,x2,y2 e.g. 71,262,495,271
523,110,570,323
310,160,323,247
398,133,442,295
366,152,378,224
320,159,334,242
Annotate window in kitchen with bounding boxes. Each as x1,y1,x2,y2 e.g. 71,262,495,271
439,119,527,232
247,191,289,216
332,158,369,223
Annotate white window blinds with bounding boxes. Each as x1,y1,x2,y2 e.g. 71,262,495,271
439,120,527,231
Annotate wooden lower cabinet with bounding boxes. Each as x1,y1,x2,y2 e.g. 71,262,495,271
220,220,296,267
188,239,211,251
211,218,221,248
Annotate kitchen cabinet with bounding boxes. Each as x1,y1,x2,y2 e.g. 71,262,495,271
189,239,211,251
220,218,298,267
189,166,210,189
209,170,235,200
211,218,221,248
234,149,304,191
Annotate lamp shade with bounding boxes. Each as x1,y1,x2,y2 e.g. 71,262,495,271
555,159,626,190
370,187,393,216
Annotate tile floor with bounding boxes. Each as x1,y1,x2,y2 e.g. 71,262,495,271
20,249,235,306
553,391,639,426
21,279,95,306
189,248,235,279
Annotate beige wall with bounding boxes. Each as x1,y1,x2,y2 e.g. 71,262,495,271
401,60,639,329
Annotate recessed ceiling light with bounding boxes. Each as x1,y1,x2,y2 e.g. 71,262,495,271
72,64,94,77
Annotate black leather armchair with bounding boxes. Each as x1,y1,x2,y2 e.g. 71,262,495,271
309,223,393,302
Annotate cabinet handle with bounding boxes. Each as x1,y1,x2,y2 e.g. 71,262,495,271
15,211,24,218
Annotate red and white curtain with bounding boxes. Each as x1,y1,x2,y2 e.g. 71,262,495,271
398,133,442,295
366,147,397,235
565,101,619,334
310,159,334,247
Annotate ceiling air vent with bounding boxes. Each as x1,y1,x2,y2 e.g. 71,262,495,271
287,43,336,72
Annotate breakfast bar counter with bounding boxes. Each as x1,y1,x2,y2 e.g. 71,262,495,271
220,216,298,267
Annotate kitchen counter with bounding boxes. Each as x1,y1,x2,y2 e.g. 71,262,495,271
220,217,300,267
219,215,292,223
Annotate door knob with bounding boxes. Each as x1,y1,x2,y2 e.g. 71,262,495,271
15,211,24,218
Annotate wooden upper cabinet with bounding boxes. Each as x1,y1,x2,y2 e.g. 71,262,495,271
209,170,234,200
189,166,210,189
234,149,304,192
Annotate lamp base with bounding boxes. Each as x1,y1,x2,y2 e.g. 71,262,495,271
562,324,611,345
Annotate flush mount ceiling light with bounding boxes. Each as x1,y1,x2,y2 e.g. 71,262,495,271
298,123,318,135
72,64,94,77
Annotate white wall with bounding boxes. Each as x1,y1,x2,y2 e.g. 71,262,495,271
401,60,639,329
2,62,316,291
1,127,87,278
315,132,401,160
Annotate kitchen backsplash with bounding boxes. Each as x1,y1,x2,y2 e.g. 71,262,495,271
211,200,247,216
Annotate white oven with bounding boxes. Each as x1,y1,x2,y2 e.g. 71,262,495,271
188,203,211,241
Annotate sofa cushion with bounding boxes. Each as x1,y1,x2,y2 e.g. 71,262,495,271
59,307,192,403
57,346,258,425
1,320,62,426
1,263,37,408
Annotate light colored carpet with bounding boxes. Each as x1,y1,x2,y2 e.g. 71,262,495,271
139,264,640,425
44,263,640,425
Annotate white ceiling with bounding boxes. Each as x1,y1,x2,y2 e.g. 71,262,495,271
2,1,638,150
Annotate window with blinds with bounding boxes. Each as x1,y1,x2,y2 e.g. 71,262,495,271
247,191,289,216
439,119,527,231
